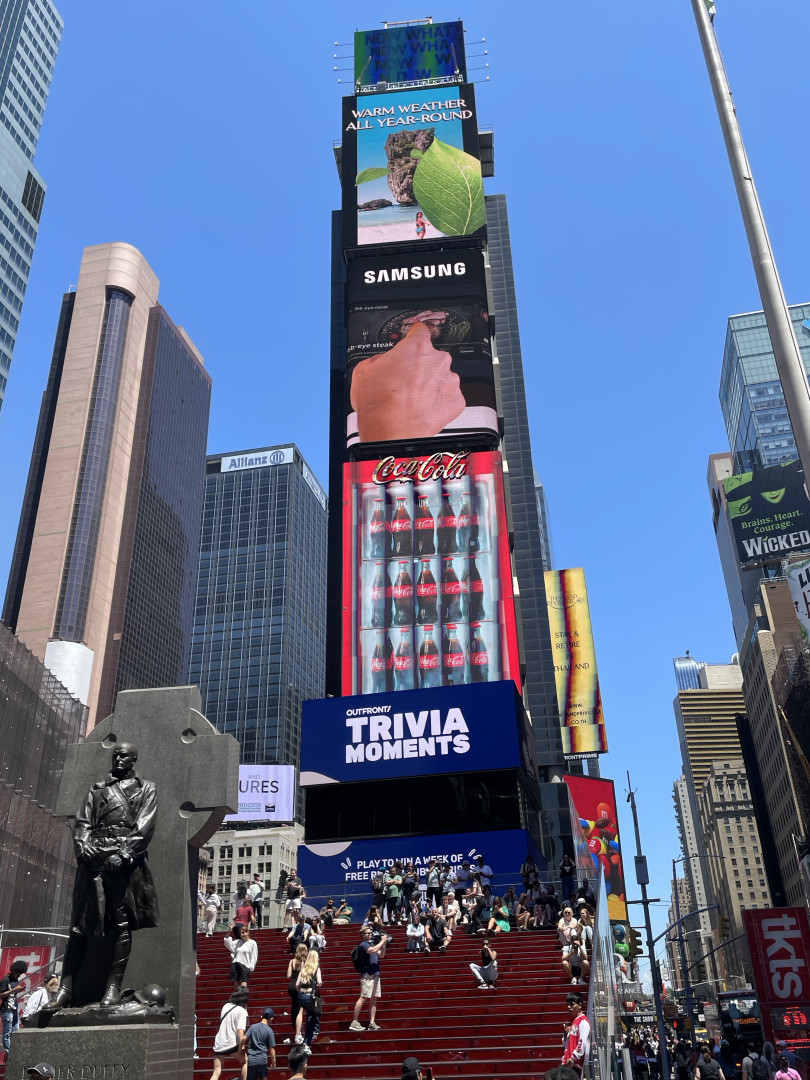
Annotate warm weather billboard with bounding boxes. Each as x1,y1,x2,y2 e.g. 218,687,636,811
345,249,496,450
354,21,467,87
723,459,810,566
563,774,627,923
341,83,483,248
545,568,608,756
341,450,521,697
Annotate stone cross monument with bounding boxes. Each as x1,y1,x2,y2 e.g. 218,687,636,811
7,685,240,1080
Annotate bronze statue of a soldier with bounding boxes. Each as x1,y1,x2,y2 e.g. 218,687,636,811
47,742,159,1010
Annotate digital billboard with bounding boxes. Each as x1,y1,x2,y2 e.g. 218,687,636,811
342,450,521,696
723,460,810,566
297,827,546,904
563,774,627,923
342,83,483,248
744,907,810,1054
345,249,496,449
301,680,536,785
223,764,296,822
354,21,467,86
545,568,608,756
785,555,810,641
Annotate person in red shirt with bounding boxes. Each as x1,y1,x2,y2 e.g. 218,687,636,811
562,991,591,1074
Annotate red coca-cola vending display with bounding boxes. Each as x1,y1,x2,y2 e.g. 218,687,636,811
343,450,521,695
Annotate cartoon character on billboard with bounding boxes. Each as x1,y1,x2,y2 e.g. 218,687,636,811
579,800,624,909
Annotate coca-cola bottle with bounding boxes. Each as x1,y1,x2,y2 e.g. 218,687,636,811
394,629,414,691
384,563,394,626
442,624,466,686
464,557,486,621
418,626,441,689
369,497,388,559
437,488,458,555
393,560,414,626
469,623,489,682
370,562,386,627
456,490,470,552
414,494,435,556
441,557,464,623
416,559,439,624
390,497,412,557
370,630,388,694
467,489,480,553
384,630,394,692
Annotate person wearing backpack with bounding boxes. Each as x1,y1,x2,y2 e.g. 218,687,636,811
349,924,387,1032
743,1044,770,1080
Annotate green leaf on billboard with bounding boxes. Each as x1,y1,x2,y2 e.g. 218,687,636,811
410,149,424,158
356,167,390,186
412,138,485,236
761,487,786,504
727,495,752,519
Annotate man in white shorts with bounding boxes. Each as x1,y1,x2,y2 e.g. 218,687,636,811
349,925,387,1032
284,870,304,928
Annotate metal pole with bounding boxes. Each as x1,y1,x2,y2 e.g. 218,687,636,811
689,0,810,479
673,859,697,1047
627,774,671,1080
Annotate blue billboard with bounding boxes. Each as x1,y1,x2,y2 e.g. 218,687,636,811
297,827,546,907
300,680,536,786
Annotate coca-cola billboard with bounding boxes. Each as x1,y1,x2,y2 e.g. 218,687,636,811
342,450,520,696
744,907,810,1053
344,248,497,451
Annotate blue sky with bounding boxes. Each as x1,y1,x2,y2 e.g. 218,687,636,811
0,1,808,982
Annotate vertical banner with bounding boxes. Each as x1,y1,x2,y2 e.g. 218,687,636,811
342,83,483,248
785,555,810,641
743,907,810,1054
342,450,520,696
563,774,627,923
546,568,608,755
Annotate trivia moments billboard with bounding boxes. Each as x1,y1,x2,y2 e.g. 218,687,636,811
545,568,608,757
342,83,484,249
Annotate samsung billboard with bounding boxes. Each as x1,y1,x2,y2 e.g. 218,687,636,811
301,680,535,786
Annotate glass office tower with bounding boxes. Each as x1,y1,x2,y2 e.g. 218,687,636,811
0,0,63,411
719,304,810,469
188,446,328,821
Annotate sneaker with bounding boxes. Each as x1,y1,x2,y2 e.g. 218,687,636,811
294,1034,304,1044
477,983,489,989
368,1022,382,1031
303,1046,312,1056
349,1021,365,1032
282,1038,291,1044
570,977,578,984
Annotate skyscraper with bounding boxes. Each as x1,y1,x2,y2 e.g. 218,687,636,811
0,0,63,412
2,242,211,727
188,445,327,821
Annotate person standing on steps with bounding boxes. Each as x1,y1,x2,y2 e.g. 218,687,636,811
209,984,249,1080
349,924,387,1032
284,869,304,928
469,937,498,989
248,874,265,929
562,991,591,1075
200,883,222,936
225,923,259,985
1,960,28,1055
244,1006,277,1080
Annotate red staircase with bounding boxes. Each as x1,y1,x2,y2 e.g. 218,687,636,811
196,924,578,1079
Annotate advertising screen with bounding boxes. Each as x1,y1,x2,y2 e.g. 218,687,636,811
744,907,810,1052
342,450,521,696
723,460,810,566
354,21,467,86
301,680,535,785
342,83,483,248
563,774,627,923
223,764,296,822
345,249,496,450
546,568,608,756
785,555,810,641
297,827,546,906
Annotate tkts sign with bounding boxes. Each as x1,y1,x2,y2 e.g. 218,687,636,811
372,451,469,486
744,907,810,1051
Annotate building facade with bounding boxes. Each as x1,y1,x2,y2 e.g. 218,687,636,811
2,242,211,727
0,0,62,412
187,446,327,820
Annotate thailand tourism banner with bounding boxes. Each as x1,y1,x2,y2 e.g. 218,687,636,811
341,450,520,697
345,248,496,450
354,21,467,86
546,568,608,756
341,83,483,248
723,460,810,566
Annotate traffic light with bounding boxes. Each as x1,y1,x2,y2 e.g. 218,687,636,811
719,913,731,939
628,927,644,956
696,962,708,984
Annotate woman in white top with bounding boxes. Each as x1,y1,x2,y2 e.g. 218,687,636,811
224,925,258,985
199,885,222,937
209,985,249,1080
22,976,58,1017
